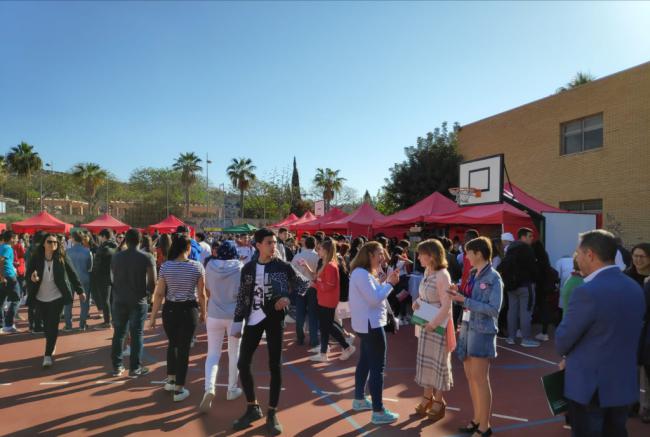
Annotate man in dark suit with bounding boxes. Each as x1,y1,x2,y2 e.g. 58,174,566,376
556,230,644,437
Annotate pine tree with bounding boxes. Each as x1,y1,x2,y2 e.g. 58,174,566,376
290,157,302,213
363,190,372,205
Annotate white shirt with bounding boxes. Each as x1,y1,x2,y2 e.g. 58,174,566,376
555,256,574,288
291,249,320,281
237,246,254,264
614,250,626,271
37,260,63,302
583,264,619,283
198,241,211,264
248,263,268,326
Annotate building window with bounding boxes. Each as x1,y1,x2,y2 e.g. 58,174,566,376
559,199,603,214
561,113,603,155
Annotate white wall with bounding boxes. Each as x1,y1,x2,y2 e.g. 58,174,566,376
543,212,597,266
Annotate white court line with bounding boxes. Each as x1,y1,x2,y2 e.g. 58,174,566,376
496,344,558,366
257,386,286,391
492,413,529,422
40,381,69,385
446,406,461,412
383,398,398,402
311,389,353,396
96,380,125,384
150,381,167,385
0,383,12,386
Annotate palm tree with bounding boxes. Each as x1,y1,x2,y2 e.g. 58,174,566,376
556,71,596,93
173,152,202,217
226,157,257,218
313,168,346,212
6,141,43,207
72,163,108,215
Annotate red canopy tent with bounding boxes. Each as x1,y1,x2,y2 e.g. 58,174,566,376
287,211,316,231
147,215,187,234
296,208,347,232
11,211,73,234
269,213,299,228
322,203,385,237
428,202,535,237
82,213,130,234
504,183,566,214
373,192,459,228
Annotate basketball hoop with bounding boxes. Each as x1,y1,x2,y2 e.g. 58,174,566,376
449,187,482,204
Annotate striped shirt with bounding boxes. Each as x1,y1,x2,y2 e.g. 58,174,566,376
160,259,205,302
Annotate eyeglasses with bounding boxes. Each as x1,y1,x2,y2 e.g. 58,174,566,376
45,240,58,245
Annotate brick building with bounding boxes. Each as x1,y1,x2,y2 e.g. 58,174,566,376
457,61,650,245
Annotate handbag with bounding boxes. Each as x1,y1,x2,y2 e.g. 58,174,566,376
384,305,399,334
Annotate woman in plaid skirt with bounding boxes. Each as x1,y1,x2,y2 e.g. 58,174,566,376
413,239,455,422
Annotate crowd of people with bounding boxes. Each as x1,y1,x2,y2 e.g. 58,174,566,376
0,222,649,437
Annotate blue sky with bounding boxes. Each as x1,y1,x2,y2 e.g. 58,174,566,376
1,1,649,199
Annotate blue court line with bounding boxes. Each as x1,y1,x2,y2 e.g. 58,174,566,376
443,416,564,437
286,363,365,433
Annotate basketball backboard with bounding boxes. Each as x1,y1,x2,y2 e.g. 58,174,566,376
454,154,504,206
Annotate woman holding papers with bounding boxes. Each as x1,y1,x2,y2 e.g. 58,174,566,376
412,239,455,423
447,237,503,437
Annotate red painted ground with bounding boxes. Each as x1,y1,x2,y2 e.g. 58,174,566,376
1,302,647,437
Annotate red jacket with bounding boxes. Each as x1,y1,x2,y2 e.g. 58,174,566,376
13,243,26,277
314,262,340,309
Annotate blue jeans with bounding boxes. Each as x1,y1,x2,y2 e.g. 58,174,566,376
111,302,148,371
63,294,90,328
295,287,319,346
568,392,629,437
0,276,20,328
355,324,387,412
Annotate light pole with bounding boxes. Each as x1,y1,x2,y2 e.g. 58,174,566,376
40,162,52,211
219,183,225,224
205,153,212,216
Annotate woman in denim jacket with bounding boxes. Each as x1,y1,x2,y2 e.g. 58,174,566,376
448,237,503,437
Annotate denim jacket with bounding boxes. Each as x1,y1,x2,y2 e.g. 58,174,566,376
463,265,503,334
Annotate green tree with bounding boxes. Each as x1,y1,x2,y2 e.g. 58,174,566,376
382,122,463,214
290,156,303,214
313,168,345,212
227,157,257,219
0,156,7,196
363,190,372,205
173,152,203,217
71,163,109,216
556,71,596,93
6,141,42,207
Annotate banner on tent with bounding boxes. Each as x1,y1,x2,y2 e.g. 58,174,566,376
315,200,325,217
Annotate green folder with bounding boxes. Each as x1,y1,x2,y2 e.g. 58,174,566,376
541,369,568,415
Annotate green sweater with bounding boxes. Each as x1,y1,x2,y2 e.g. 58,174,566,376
561,274,584,315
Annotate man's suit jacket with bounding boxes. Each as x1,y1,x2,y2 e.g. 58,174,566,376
555,266,644,407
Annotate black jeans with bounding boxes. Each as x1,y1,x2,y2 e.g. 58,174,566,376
37,298,64,356
238,311,284,408
94,284,112,324
162,300,198,386
318,305,348,354
568,391,629,437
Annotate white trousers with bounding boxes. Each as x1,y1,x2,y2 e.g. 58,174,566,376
204,317,241,392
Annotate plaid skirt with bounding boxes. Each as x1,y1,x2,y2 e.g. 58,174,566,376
415,326,453,391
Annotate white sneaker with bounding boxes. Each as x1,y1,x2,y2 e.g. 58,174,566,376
199,391,215,412
164,378,176,392
122,345,131,357
42,356,53,368
227,387,243,401
173,388,190,402
535,333,550,341
516,329,523,338
2,325,18,334
285,315,295,324
505,337,516,345
308,345,322,353
339,345,356,361
309,352,328,362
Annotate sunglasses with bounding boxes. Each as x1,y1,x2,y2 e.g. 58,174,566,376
45,240,58,245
